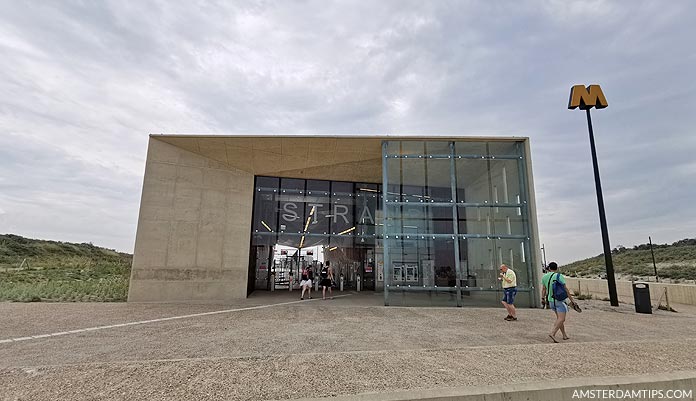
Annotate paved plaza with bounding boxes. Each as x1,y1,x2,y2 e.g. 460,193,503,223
1,292,695,400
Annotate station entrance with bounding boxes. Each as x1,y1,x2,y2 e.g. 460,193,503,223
248,176,381,295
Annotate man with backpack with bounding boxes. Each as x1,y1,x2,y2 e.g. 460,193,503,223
541,262,576,343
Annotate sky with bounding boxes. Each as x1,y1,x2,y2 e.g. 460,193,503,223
0,1,694,264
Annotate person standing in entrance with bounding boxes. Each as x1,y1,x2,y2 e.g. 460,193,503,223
541,262,576,343
320,261,334,300
299,266,312,300
499,264,517,321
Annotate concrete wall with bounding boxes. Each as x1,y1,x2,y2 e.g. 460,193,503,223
567,277,696,306
128,138,254,302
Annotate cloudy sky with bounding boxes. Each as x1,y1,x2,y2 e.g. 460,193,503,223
0,1,694,264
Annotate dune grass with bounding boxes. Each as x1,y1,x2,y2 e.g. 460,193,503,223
562,238,696,281
0,234,131,302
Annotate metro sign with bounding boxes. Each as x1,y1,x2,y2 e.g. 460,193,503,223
568,84,608,110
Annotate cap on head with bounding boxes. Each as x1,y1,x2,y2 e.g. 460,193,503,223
548,262,558,271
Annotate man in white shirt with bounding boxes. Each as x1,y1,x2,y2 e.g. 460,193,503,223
499,264,517,321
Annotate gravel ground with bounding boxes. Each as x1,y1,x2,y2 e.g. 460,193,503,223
1,292,695,400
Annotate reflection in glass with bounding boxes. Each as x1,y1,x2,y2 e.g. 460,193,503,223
383,140,536,307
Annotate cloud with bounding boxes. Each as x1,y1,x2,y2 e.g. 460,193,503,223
1,1,695,263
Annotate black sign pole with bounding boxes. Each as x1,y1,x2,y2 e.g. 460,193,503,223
649,236,659,282
586,109,619,307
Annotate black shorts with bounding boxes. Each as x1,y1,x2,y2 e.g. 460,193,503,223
320,278,332,288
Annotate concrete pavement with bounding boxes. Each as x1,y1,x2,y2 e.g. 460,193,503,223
1,292,695,400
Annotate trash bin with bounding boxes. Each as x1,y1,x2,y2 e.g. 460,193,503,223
632,282,652,314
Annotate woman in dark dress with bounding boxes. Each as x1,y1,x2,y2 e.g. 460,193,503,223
320,261,334,300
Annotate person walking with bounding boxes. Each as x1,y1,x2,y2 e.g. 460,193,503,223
299,265,313,300
320,261,334,300
541,262,576,343
499,264,517,321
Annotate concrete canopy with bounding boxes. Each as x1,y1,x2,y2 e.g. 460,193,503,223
153,134,528,183
156,135,384,183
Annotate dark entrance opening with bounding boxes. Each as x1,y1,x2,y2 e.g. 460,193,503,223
248,176,382,295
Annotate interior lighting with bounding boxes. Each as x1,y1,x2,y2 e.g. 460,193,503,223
261,221,273,232
303,206,316,232
337,226,356,235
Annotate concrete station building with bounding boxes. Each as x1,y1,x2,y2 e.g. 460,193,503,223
129,135,542,307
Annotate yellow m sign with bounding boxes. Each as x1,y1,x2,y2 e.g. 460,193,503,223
568,85,608,110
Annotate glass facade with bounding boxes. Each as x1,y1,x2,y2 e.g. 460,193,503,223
248,139,537,307
383,140,536,307
249,177,382,293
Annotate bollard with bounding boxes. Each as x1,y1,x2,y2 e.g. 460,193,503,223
339,275,344,292
357,274,361,292
270,273,275,292
289,274,293,292
314,277,319,292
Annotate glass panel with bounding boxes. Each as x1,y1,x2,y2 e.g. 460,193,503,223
355,183,379,246
425,141,450,156
305,180,331,243
399,159,426,197
426,159,452,202
489,159,523,205
385,237,458,307
457,237,533,306
252,177,279,246
493,238,531,289
454,141,487,157
400,141,425,156
277,178,306,248
458,207,526,236
330,181,354,237
455,158,491,203
459,238,497,289
487,141,520,157
387,204,454,234
386,140,401,156
457,206,490,235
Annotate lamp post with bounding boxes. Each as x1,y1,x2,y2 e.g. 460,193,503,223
568,84,619,307
541,244,548,270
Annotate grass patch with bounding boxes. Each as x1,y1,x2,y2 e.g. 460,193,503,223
0,234,131,302
0,276,129,302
